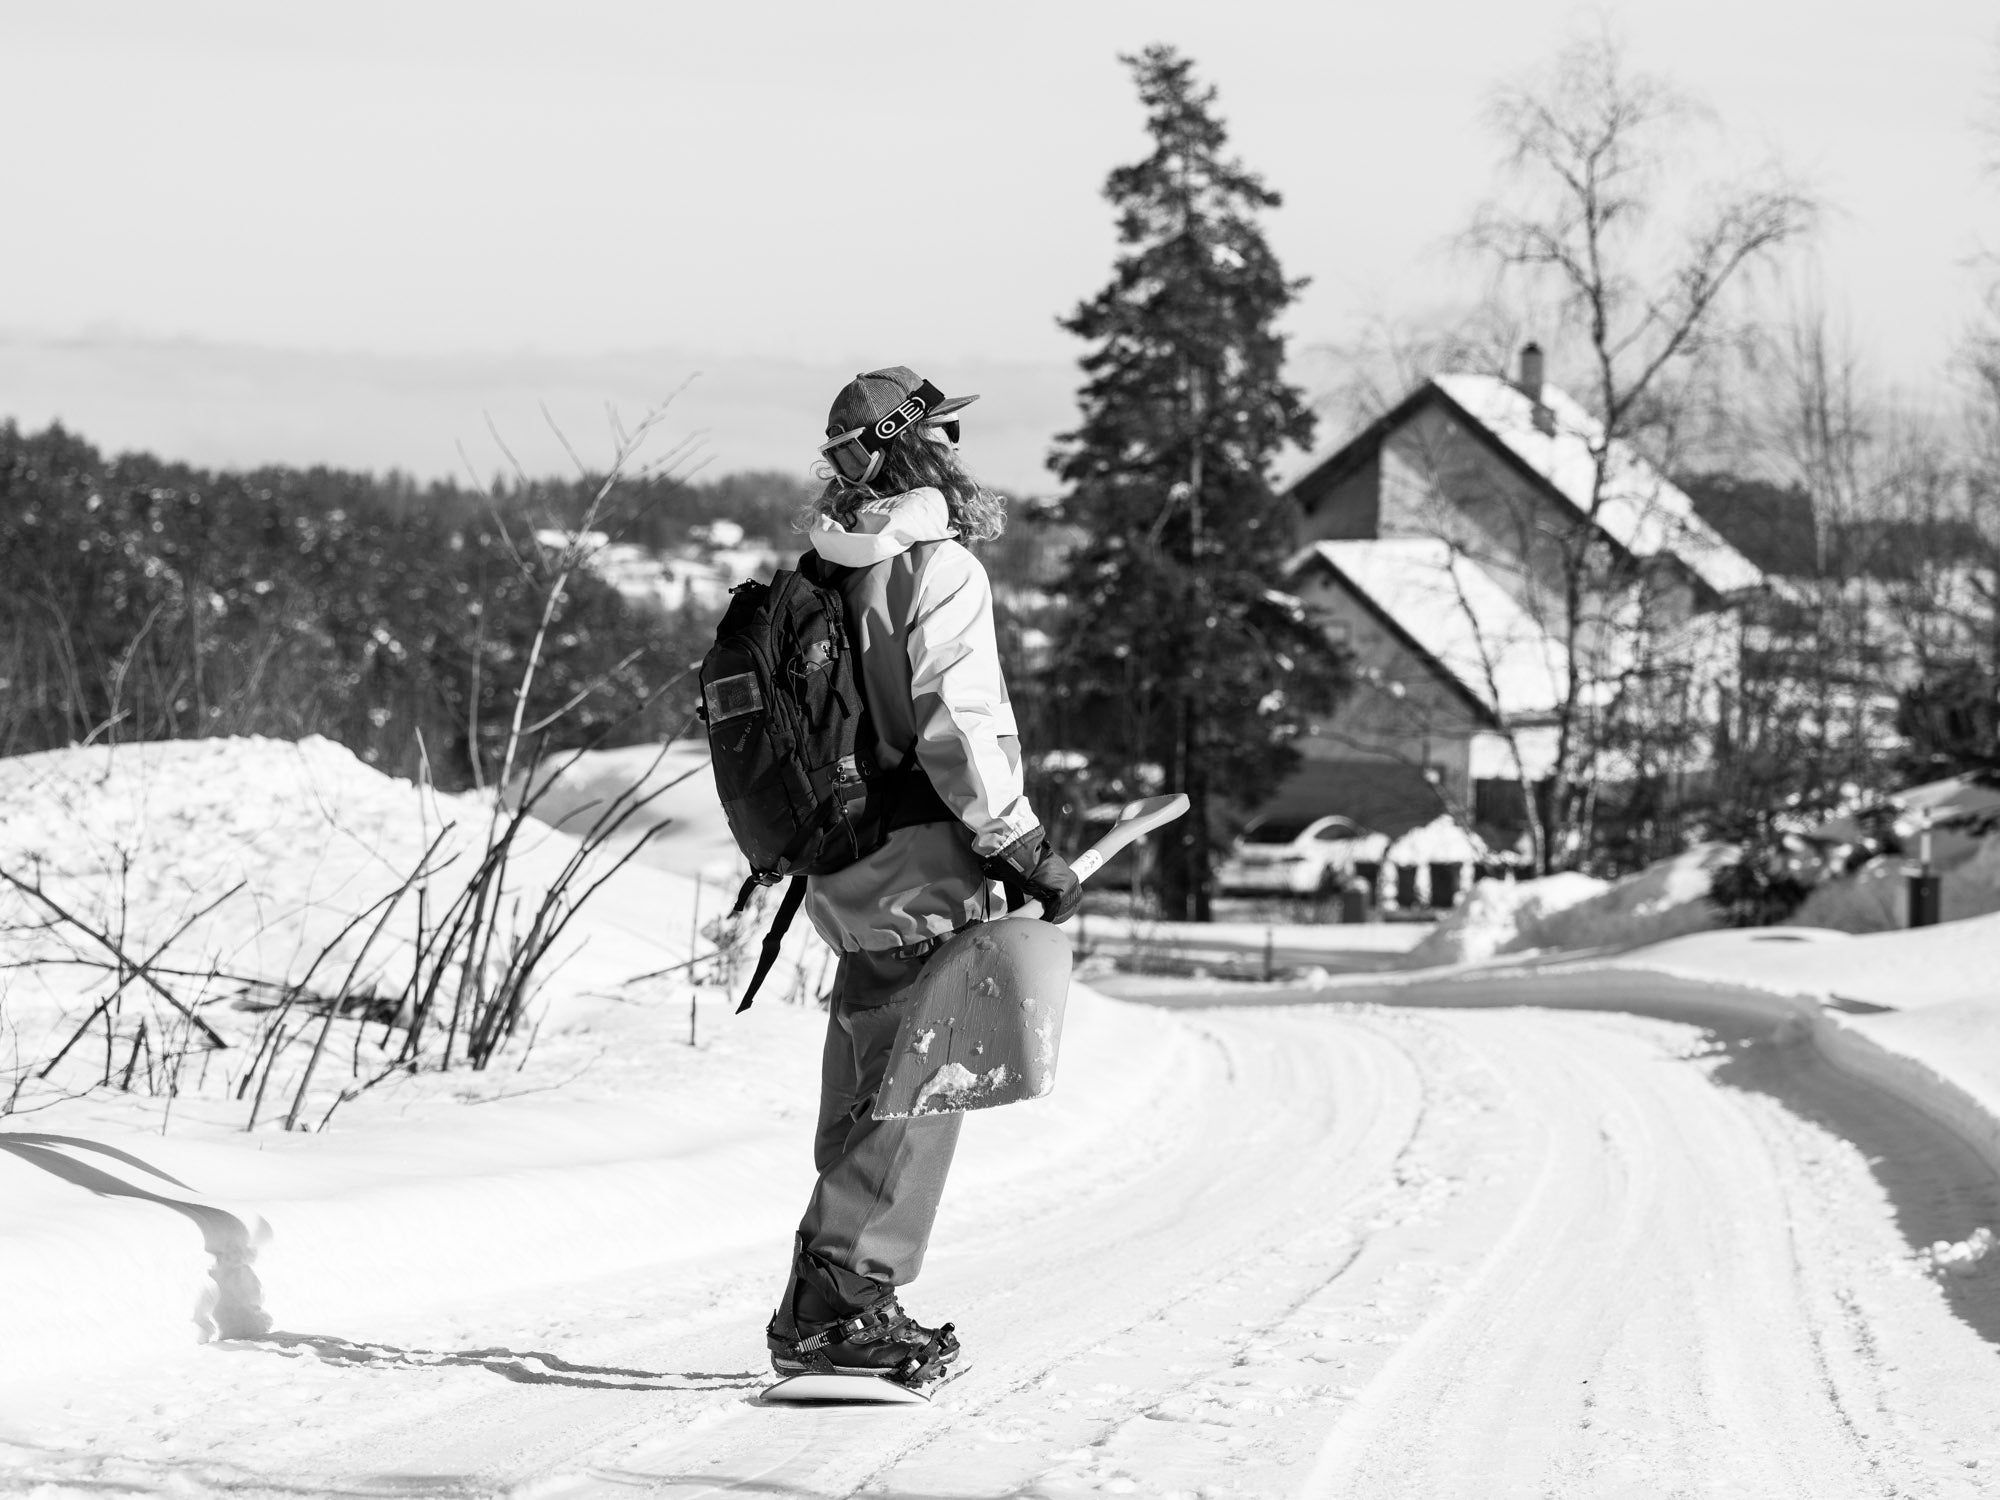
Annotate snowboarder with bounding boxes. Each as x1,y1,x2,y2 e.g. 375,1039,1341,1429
765,367,1083,1392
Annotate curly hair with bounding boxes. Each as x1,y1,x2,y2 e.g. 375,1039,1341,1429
801,425,1007,544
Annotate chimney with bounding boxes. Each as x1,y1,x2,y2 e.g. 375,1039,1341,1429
1518,342,1555,436
1518,342,1544,401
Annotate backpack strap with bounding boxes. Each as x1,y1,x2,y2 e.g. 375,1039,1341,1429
736,874,808,1013
804,541,954,837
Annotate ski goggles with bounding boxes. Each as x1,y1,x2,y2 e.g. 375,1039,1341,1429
818,378,952,484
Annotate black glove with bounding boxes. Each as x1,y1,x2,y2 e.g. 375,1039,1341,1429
983,831,1083,924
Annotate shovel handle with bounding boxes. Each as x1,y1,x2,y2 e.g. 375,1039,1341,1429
1072,793,1191,883
1015,792,1191,919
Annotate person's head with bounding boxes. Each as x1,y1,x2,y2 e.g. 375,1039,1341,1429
806,366,1006,543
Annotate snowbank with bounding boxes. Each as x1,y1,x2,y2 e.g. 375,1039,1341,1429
1628,916,2000,1165
1403,871,1606,966
0,737,819,1124
1636,912,2000,1014
1511,842,1732,952
1627,919,2000,1184
0,736,722,1008
1304,912,2000,1188
1791,838,2000,933
1399,844,1730,968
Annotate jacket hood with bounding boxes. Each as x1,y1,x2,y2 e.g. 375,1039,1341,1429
807,487,958,567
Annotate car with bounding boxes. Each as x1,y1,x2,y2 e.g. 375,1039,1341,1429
1215,814,1375,897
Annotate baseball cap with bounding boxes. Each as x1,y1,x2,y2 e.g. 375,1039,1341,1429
825,367,979,438
819,367,980,484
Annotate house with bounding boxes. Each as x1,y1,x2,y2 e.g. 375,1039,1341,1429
1681,480,1996,765
1274,346,1766,860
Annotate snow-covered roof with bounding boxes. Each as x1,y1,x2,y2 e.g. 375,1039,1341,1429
1433,373,1764,597
1299,538,1567,721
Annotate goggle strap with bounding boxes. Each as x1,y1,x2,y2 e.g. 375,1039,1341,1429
818,377,951,483
822,433,882,484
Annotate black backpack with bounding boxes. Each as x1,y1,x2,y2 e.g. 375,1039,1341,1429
698,551,943,1009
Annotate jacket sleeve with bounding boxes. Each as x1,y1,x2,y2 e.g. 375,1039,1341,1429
905,541,1042,858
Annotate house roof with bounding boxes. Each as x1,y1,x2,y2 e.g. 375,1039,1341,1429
1432,374,1764,597
1288,374,1766,599
1291,538,1568,722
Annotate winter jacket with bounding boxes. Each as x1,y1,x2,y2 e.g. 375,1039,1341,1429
802,487,1041,952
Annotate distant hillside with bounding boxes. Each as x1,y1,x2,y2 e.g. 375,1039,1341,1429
0,333,1078,497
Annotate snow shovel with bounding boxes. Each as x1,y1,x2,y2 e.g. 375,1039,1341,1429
871,792,1190,1121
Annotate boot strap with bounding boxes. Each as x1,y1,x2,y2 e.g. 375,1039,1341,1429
793,1307,895,1354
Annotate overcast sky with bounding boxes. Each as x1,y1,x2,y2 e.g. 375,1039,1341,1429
2,0,1996,494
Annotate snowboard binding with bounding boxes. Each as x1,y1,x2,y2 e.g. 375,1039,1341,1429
768,1296,960,1390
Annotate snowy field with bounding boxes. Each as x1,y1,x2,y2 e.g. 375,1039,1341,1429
4,739,2000,1497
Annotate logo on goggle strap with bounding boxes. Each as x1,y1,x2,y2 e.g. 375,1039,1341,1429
873,395,928,441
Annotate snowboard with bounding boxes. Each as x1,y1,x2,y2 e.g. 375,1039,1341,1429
761,1366,962,1404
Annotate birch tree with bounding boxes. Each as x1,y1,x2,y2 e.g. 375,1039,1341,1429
1462,32,1815,869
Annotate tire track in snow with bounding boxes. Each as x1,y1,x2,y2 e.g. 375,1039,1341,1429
615,1005,1440,1497
835,1010,1444,1497
9,999,2000,1497
1300,1009,2000,1499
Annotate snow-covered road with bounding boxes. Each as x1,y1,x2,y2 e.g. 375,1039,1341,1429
8,996,2000,1498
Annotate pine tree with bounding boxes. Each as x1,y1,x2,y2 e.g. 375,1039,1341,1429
1048,46,1348,921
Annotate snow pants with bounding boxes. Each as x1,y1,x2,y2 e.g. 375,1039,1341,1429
791,943,962,1316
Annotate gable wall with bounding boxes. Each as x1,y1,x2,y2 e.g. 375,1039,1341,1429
1290,567,1483,814
1377,400,1715,676
1298,451,1380,542
1378,402,1577,608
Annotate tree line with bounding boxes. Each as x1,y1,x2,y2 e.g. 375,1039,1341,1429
0,422,812,789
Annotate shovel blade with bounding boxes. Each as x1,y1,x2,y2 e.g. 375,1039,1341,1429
872,917,1073,1120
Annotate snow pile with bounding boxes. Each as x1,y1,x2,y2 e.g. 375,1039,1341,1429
1384,815,1487,866
0,737,735,1005
1397,845,1730,967
1792,836,2000,933
5,738,455,1019
0,737,813,1122
1916,1226,1995,1277
1511,843,1733,954
1403,871,1607,966
1790,856,1914,932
